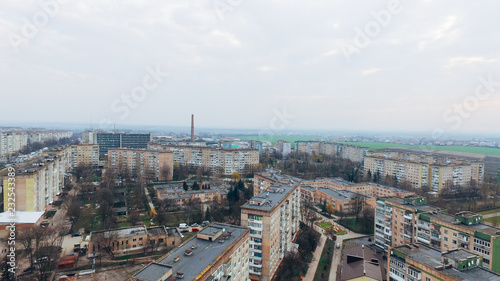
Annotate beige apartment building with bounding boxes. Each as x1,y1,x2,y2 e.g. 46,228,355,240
0,131,28,157
240,180,301,281
133,224,250,281
148,143,259,175
70,144,99,168
364,150,484,192
2,146,72,211
107,148,173,181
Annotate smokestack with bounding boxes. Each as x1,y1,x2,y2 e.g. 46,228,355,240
191,114,194,142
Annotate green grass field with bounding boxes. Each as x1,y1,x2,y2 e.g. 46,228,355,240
478,208,500,215
235,135,500,157
484,216,500,225
338,142,500,157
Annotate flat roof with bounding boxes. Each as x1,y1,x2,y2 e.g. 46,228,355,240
317,188,372,202
135,224,248,281
242,181,300,211
367,182,413,193
426,212,500,237
392,244,500,280
0,211,44,225
380,197,440,213
133,263,172,281
91,225,147,239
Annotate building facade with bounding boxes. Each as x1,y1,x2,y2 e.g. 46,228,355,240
82,131,152,155
148,144,259,175
70,144,99,168
108,149,173,181
240,181,301,281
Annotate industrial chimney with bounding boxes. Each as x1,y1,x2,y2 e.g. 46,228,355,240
191,114,194,142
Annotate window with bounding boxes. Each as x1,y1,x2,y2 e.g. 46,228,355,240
444,237,448,242
444,230,448,234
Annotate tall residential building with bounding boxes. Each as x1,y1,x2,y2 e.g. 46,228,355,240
108,149,173,181
82,131,152,155
133,223,250,281
276,140,291,158
0,131,28,157
240,180,301,281
364,150,485,192
70,144,99,168
388,244,500,281
27,130,73,143
374,197,438,252
338,144,369,163
148,144,259,175
295,141,322,155
2,146,72,211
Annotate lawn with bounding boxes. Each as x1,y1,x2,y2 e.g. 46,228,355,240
313,239,335,281
478,208,500,215
484,216,500,226
338,142,500,157
315,221,347,235
338,218,374,235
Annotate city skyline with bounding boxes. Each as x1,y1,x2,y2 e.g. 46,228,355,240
2,1,500,136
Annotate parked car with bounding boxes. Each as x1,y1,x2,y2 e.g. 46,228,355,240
202,220,210,226
179,223,188,229
192,228,200,232
191,223,199,227
336,243,340,249
71,233,82,237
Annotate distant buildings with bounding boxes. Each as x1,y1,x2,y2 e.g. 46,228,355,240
375,197,500,274
133,223,249,281
107,148,173,181
294,141,368,162
364,149,485,192
276,140,291,158
82,131,152,155
0,129,73,158
148,143,259,175
240,179,301,281
70,144,99,168
388,244,500,281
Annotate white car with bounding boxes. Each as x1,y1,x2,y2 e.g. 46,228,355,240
179,223,188,229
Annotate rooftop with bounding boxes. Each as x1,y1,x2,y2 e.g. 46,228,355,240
341,245,385,281
380,197,440,213
133,263,173,281
134,224,248,281
242,181,300,211
392,244,500,280
0,211,44,225
426,212,500,236
317,188,372,202
90,225,147,240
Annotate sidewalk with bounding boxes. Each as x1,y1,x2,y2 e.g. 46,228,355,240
303,234,326,281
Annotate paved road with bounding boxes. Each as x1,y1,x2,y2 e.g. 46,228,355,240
482,212,500,219
303,234,326,281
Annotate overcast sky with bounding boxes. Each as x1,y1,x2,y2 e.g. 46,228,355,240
1,0,500,136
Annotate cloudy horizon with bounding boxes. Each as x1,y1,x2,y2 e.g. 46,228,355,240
2,0,500,138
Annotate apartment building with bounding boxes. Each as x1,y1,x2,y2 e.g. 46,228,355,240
240,181,301,281
338,144,369,163
133,224,250,281
148,144,259,175
27,130,73,143
314,187,376,213
364,150,485,192
302,178,415,199
2,146,72,211
70,144,99,168
155,185,229,207
374,197,438,252
252,170,302,197
416,211,500,273
0,131,28,157
294,141,368,162
276,140,291,158
82,131,152,155
108,148,173,181
295,141,322,155
388,244,500,281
